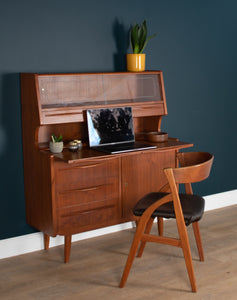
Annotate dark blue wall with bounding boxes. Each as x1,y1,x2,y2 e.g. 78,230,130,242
0,0,237,239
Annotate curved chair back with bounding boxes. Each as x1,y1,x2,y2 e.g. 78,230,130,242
171,152,214,184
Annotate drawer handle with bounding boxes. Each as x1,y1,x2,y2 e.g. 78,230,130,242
58,157,118,171
59,163,103,171
60,204,115,217
59,182,114,194
88,156,119,163
80,186,101,192
79,164,102,169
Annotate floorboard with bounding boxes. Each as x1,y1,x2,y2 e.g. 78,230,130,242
0,205,237,300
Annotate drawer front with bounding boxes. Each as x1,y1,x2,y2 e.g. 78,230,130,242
54,158,119,191
55,179,119,209
53,157,121,234
57,205,118,235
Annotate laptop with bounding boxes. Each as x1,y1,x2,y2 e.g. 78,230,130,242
86,106,157,154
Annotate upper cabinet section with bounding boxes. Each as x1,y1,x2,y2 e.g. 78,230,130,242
21,71,167,125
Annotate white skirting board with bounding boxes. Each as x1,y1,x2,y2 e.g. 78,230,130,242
0,189,237,260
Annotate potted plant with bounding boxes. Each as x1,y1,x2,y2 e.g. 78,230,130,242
49,134,63,153
127,20,156,72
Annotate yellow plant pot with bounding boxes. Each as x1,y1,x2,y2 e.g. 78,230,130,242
126,54,146,72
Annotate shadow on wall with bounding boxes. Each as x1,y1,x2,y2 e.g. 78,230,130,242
112,18,130,71
0,73,35,239
1,73,22,161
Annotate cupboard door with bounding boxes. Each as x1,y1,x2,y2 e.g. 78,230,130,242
121,150,176,219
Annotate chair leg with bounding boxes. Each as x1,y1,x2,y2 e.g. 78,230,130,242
137,217,154,258
181,240,197,292
120,218,148,288
175,209,197,292
192,222,204,261
158,217,164,236
179,226,197,292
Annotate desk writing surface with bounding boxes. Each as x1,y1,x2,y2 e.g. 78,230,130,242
47,139,193,164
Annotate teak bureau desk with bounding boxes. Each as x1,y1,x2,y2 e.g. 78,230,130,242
20,71,192,263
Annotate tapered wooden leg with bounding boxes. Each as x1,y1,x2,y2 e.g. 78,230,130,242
181,239,197,292
175,211,197,292
120,216,149,288
158,217,164,236
192,222,204,261
44,233,50,250
120,233,143,287
64,235,72,263
137,217,154,257
177,222,197,293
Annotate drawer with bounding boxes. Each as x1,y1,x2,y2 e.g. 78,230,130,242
57,205,118,235
55,179,119,209
54,158,119,191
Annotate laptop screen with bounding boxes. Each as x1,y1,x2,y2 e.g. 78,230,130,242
87,107,135,147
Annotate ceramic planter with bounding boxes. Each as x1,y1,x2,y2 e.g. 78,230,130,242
126,53,146,72
49,141,63,153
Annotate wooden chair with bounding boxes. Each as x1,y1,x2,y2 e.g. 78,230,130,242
119,152,214,292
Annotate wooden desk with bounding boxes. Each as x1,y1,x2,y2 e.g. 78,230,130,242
21,71,192,262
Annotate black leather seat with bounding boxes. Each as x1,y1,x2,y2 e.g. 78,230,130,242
133,192,205,226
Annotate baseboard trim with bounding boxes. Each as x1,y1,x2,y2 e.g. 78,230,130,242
1,189,237,260
204,189,237,211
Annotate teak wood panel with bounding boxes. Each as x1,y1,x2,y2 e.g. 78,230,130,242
122,150,176,219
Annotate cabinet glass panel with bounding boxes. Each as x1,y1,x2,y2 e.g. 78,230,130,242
38,73,163,109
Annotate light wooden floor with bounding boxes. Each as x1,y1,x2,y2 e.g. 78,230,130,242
1,205,237,300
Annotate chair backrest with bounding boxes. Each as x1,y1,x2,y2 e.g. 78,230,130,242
162,151,214,229
172,152,214,184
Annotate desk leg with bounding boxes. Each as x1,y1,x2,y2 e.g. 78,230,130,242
44,233,50,250
64,235,72,263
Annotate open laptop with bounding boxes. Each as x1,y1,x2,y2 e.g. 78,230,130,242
86,106,156,154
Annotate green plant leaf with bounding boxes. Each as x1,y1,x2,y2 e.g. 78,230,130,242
129,20,157,54
140,33,157,54
131,24,139,53
58,134,63,142
51,133,63,142
134,44,140,54
139,20,147,53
